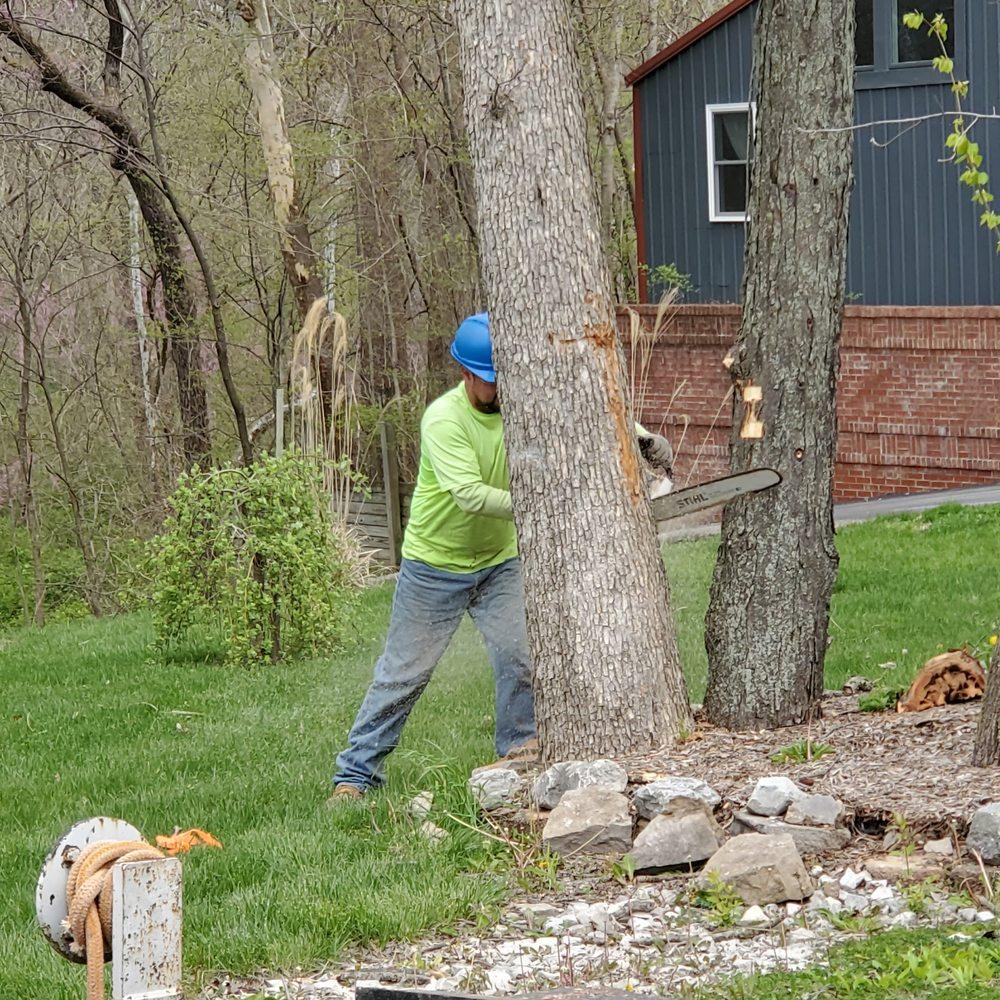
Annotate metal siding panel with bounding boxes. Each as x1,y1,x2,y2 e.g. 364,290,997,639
638,3,755,302
638,0,1000,305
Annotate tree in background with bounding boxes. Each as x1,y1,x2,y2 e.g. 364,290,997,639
454,0,691,758
703,0,857,729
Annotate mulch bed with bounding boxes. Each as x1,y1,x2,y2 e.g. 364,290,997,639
618,693,1000,836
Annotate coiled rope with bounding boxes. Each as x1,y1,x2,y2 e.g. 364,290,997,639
65,839,165,1000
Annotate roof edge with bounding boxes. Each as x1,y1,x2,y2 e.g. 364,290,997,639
625,0,756,86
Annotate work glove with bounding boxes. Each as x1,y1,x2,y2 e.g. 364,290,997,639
638,432,673,474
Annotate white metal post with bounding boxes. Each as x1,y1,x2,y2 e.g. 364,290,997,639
111,858,183,1000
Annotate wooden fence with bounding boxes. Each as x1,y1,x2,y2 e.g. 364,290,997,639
347,423,410,567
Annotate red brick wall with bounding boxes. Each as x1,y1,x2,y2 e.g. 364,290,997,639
617,304,1000,502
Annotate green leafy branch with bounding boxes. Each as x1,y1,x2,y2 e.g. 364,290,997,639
903,10,1000,248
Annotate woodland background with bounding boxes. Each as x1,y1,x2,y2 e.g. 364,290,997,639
0,1,721,625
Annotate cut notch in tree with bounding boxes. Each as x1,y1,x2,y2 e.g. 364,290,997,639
896,649,986,713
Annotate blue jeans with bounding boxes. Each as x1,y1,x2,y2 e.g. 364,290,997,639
334,557,536,790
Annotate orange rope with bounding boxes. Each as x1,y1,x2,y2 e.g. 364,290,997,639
65,840,164,1000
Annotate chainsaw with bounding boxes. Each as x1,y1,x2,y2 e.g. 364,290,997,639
648,467,781,524
637,435,781,523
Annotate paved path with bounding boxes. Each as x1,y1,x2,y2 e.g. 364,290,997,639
661,480,1000,542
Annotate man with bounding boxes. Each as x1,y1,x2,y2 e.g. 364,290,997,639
330,313,673,799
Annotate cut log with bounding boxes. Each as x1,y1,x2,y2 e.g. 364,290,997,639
896,650,986,713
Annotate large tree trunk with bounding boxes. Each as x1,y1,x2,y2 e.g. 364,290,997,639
703,0,856,729
973,640,1000,766
454,0,691,759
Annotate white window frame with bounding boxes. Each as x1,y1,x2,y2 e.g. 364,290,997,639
706,102,755,223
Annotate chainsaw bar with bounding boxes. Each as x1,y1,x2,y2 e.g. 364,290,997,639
651,468,781,523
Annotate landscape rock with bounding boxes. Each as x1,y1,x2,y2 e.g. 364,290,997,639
408,791,434,819
731,811,851,855
843,675,873,694
839,868,869,890
958,907,978,923
516,902,560,925
419,820,447,843
746,777,807,817
865,853,940,882
977,910,996,922
739,905,768,925
541,787,633,856
785,795,844,828
840,891,872,914
532,760,628,809
806,892,843,915
630,799,724,873
633,777,722,818
890,910,919,928
966,803,1000,864
700,833,813,906
468,766,524,811
924,836,954,856
870,884,895,903
624,888,658,914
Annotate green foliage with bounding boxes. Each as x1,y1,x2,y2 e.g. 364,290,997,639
859,685,905,712
905,11,1000,250
890,812,919,876
0,526,88,629
770,739,834,764
691,871,744,927
611,852,637,885
148,451,359,666
693,927,1000,998
826,910,881,934
642,261,694,293
903,877,941,917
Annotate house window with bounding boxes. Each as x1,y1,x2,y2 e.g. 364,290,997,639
706,104,752,223
896,0,955,64
856,0,959,87
856,0,875,67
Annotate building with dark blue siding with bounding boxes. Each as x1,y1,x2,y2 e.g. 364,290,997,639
627,0,999,306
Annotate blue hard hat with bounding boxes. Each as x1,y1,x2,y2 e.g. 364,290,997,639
450,312,495,383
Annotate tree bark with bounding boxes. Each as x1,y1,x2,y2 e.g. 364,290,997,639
235,0,332,435
12,270,46,626
703,0,856,729
126,188,158,472
973,640,1000,766
236,0,324,319
454,0,691,759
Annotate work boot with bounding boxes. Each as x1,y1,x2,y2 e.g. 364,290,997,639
479,737,541,773
326,783,365,806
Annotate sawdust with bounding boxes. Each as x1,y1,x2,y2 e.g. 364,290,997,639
618,693,1000,837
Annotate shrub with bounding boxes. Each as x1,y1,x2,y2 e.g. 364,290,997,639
0,527,87,629
148,452,363,666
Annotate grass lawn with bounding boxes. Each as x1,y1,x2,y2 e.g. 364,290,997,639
695,925,1000,998
1,504,998,997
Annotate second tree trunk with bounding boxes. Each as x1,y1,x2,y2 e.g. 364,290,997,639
704,0,857,729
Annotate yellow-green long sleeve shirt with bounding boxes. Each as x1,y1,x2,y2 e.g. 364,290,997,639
401,384,517,573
